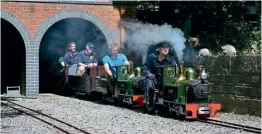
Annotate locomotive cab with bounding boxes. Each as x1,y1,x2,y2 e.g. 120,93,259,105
103,63,145,107
145,65,187,115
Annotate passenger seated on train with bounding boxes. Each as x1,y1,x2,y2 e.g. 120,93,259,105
78,43,98,76
63,42,83,76
58,56,66,74
139,41,177,111
59,57,66,67
58,47,71,74
102,43,129,96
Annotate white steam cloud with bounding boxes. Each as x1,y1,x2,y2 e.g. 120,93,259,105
121,21,186,63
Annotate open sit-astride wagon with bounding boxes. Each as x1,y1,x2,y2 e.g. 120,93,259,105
62,62,221,119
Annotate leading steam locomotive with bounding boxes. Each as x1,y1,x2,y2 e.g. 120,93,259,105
61,58,221,119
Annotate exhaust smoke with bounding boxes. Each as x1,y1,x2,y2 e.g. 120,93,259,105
121,20,186,64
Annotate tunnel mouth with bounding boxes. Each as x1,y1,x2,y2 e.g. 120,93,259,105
1,18,26,95
39,18,108,93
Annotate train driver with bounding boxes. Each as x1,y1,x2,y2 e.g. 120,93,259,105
140,41,177,112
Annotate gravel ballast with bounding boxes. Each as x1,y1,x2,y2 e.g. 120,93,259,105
1,94,261,134
1,105,61,134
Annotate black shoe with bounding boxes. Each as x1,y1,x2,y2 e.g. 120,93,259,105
147,105,154,112
145,102,155,114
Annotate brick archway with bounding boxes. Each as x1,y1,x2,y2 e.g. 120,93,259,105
1,9,32,96
0,9,32,44
32,9,115,96
34,9,114,48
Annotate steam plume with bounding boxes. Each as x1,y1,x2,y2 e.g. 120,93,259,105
121,21,186,63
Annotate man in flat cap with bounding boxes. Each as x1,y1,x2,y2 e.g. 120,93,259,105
78,43,98,76
140,41,177,112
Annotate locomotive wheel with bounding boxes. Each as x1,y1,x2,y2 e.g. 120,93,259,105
116,95,124,107
161,105,171,117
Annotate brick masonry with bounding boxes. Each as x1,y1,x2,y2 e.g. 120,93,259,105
1,9,32,96
1,1,121,97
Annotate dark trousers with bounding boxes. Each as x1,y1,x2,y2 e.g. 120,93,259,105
139,77,157,106
106,75,115,96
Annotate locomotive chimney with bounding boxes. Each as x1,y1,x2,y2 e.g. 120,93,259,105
127,60,134,74
177,61,185,82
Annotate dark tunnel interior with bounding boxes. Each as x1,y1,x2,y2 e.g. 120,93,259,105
39,18,108,93
1,18,26,94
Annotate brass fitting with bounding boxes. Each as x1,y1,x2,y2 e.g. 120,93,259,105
127,60,134,74
177,65,185,82
185,68,195,81
134,67,142,77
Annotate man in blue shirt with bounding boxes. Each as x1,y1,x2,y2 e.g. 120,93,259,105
102,43,129,78
102,43,129,98
78,43,98,76
140,41,177,112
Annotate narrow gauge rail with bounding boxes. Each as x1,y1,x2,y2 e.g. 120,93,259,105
2,98,261,134
1,98,90,134
197,118,261,133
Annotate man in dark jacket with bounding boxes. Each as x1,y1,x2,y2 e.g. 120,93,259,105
63,42,83,76
78,43,98,76
57,47,70,74
140,41,177,111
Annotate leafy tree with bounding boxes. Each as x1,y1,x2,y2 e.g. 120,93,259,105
119,1,261,54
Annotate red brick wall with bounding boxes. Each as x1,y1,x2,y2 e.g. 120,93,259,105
1,1,121,96
1,2,120,38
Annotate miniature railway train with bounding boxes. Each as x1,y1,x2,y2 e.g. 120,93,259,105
55,61,221,119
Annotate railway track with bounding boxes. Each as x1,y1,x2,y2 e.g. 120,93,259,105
197,118,261,133
2,98,261,134
1,99,90,134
